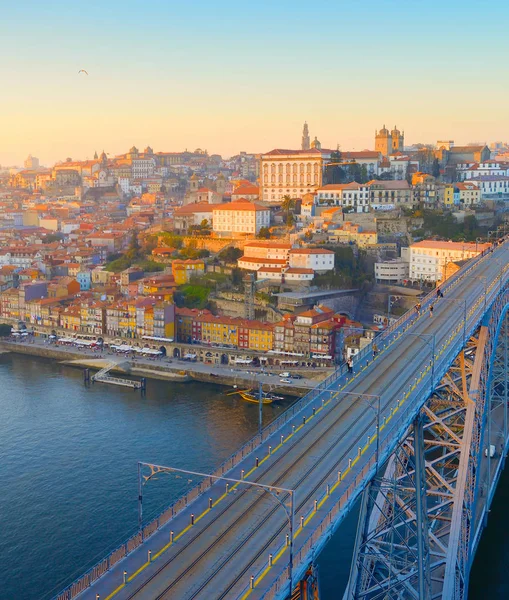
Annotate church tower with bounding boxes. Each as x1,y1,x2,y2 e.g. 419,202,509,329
375,125,392,157
93,150,98,160
391,126,404,153
189,173,199,193
215,172,226,195
302,122,310,151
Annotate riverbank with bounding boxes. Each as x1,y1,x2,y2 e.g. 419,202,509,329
0,339,322,396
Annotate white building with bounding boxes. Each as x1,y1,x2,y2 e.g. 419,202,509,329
315,182,370,212
257,266,314,283
212,200,270,236
132,158,155,179
469,176,509,197
260,148,332,203
409,240,490,282
374,259,409,283
454,182,481,206
288,248,335,273
173,202,214,232
118,177,131,196
460,160,509,181
238,241,291,270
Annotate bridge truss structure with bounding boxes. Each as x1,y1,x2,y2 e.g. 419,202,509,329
346,287,509,599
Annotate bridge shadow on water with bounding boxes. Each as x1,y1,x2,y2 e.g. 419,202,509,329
469,456,509,600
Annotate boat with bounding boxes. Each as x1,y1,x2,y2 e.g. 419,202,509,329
239,390,274,404
227,387,283,404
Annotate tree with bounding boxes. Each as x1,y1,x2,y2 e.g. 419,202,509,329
219,246,242,264
432,158,441,178
257,226,271,239
231,267,243,286
286,212,295,227
0,324,12,337
125,230,141,261
281,195,294,214
325,150,346,184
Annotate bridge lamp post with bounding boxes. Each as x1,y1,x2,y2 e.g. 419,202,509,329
387,294,401,324
137,462,296,592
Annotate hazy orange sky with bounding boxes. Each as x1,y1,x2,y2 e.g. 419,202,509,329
1,0,508,166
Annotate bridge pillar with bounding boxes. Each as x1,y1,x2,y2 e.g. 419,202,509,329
345,411,432,600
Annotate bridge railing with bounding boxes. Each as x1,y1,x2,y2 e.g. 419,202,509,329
52,246,502,600
254,256,507,600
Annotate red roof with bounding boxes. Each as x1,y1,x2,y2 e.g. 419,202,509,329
288,248,334,255
213,200,267,212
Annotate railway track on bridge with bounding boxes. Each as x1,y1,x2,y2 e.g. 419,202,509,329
123,326,439,600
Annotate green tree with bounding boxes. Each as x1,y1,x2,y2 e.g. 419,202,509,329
286,212,295,227
325,150,346,184
432,158,441,178
231,267,243,286
257,226,271,239
125,230,141,261
219,246,243,263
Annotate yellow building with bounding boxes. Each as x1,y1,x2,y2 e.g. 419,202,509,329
199,314,239,346
443,184,455,206
61,306,81,332
247,323,273,351
172,259,206,285
328,221,378,247
118,301,137,338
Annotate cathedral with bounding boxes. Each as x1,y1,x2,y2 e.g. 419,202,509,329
375,125,404,156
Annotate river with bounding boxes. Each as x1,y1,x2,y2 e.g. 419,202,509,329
0,353,503,599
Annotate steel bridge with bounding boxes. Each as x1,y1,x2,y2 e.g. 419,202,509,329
56,241,509,600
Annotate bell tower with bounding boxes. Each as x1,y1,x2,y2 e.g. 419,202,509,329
302,122,310,151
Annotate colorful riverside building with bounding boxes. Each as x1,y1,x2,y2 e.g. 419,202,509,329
274,306,355,363
175,308,273,352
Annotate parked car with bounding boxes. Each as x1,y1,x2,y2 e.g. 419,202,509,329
291,374,303,379
279,372,291,378
280,378,292,384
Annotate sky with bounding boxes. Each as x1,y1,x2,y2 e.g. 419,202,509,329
1,0,508,166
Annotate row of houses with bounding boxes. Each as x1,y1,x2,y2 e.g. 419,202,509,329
176,305,364,363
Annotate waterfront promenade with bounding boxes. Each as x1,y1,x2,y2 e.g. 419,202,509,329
0,335,324,395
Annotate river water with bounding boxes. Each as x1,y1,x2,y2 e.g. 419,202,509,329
0,353,502,599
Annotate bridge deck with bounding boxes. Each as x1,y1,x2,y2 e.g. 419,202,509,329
71,244,509,600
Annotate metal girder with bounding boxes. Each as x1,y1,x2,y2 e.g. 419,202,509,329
346,289,509,600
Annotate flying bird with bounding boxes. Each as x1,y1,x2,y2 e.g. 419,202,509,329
78,69,89,75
